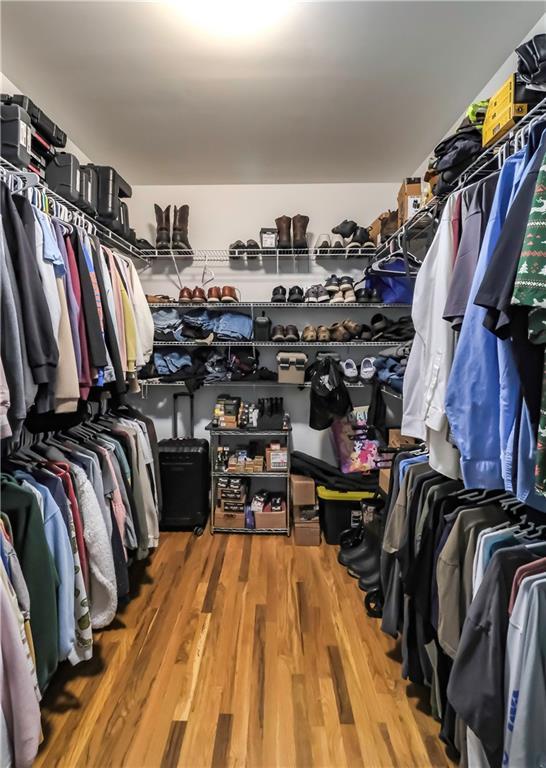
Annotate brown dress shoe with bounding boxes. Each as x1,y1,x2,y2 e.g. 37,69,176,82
207,286,222,303
179,286,192,303
221,286,239,303
192,286,206,303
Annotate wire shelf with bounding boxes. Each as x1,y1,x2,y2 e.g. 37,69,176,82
152,339,395,347
212,471,288,478
211,527,290,535
140,379,373,389
140,247,375,262
148,302,411,310
206,423,291,435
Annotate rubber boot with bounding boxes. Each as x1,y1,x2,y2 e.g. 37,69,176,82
172,204,193,252
154,204,170,249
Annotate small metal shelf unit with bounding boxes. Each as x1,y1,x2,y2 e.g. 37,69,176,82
206,423,291,536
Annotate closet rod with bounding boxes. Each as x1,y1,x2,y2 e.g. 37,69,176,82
0,156,149,264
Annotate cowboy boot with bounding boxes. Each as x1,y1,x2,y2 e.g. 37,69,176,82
292,213,309,251
275,215,292,250
173,204,193,252
154,204,170,249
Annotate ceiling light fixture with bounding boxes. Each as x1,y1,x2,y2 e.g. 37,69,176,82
173,0,294,38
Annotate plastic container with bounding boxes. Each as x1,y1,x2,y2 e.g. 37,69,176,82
158,438,209,533
0,104,31,168
317,485,377,544
253,311,271,341
92,165,132,222
45,152,81,203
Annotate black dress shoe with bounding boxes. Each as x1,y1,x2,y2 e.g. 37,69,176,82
332,219,357,239
271,285,287,303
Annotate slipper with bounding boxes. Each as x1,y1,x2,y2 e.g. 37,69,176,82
370,313,390,333
341,359,359,381
360,325,373,341
360,357,376,381
317,325,330,342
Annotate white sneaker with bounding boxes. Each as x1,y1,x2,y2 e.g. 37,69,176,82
360,357,376,381
341,359,359,381
314,234,331,256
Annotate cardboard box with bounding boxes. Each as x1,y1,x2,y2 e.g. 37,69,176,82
368,214,384,245
255,510,286,530
214,507,245,530
266,445,288,472
388,429,417,449
290,474,316,507
379,468,391,495
397,177,422,226
294,518,321,546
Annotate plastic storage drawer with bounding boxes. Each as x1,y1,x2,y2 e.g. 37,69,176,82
317,485,377,544
158,438,210,533
1,104,32,169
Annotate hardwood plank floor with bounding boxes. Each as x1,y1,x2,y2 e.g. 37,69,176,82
36,533,454,768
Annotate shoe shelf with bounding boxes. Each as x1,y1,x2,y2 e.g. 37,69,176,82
205,423,291,435
141,380,374,389
212,470,288,478
152,340,393,347
139,248,374,263
211,527,290,535
148,302,411,310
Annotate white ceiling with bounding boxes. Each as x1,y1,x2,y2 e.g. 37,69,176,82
1,1,544,185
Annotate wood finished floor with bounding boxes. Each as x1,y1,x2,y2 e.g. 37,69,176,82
36,532,454,768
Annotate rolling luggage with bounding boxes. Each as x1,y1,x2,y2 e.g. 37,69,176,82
158,438,209,534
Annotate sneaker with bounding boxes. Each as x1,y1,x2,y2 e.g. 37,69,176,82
271,285,287,303
330,290,345,304
341,359,359,381
305,286,319,303
331,235,345,254
229,240,246,259
325,275,340,293
339,275,354,291
360,357,376,381
288,286,304,303
316,285,330,303
246,239,261,259
344,288,357,303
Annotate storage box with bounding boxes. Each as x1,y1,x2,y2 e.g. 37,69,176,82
368,214,384,245
379,469,391,495
317,486,377,544
255,510,286,530
397,178,422,226
214,507,245,530
266,445,288,471
276,352,308,385
294,508,321,546
482,74,542,148
290,474,316,507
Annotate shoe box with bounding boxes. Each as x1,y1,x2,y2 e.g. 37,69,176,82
276,352,308,385
290,474,316,506
293,506,321,546
397,177,423,226
379,429,418,494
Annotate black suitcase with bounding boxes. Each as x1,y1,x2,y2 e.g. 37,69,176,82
91,164,132,222
158,438,209,534
1,94,67,147
78,164,99,217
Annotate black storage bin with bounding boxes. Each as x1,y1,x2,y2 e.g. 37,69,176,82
0,104,32,169
45,152,80,203
1,94,67,147
158,438,209,533
92,165,132,222
78,164,98,217
317,486,377,544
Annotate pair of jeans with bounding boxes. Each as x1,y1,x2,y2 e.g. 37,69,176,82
153,351,192,376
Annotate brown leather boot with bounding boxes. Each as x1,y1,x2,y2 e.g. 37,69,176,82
173,204,193,252
154,204,170,249
275,215,292,250
292,214,309,251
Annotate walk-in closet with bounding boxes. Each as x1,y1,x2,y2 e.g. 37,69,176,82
1,2,546,767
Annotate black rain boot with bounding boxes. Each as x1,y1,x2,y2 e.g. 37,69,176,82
172,204,193,253
154,204,171,249
332,219,357,239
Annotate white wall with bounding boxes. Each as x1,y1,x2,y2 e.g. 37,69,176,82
128,181,402,454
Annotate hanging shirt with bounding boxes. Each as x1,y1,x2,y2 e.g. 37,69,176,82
402,194,461,478
445,150,525,489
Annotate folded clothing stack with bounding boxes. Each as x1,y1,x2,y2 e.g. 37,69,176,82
372,342,412,393
147,347,277,388
152,308,253,343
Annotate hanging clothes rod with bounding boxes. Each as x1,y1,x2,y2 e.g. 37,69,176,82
0,155,149,264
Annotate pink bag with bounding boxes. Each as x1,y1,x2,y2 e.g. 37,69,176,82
330,406,384,474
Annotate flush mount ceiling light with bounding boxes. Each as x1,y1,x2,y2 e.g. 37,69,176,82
173,0,294,38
